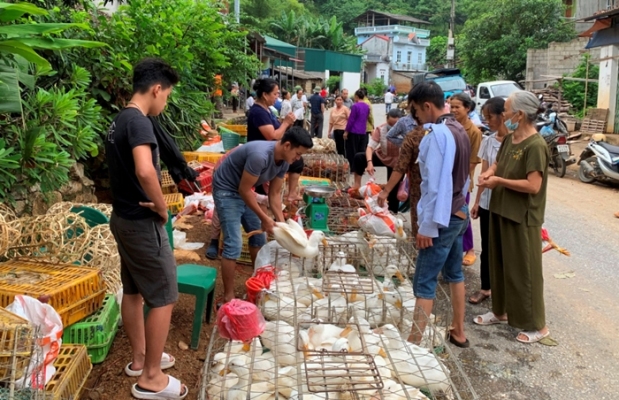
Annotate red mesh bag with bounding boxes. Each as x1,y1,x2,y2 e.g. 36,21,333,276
245,265,276,303
216,299,266,341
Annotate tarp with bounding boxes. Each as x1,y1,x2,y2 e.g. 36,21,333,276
579,19,612,37
585,27,619,49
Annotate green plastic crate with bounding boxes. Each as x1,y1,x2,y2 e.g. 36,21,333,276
62,294,120,364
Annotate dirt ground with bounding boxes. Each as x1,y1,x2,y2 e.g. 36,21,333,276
82,214,247,400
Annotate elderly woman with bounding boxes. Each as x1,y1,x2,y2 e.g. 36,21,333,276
468,97,508,304
475,91,550,344
450,93,482,267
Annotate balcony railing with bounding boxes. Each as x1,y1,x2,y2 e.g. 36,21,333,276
392,62,427,71
363,54,383,62
354,25,431,38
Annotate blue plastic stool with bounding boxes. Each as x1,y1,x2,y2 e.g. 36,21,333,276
144,264,217,350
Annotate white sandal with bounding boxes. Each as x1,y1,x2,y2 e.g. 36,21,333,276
125,353,175,377
131,375,188,400
473,312,508,326
516,330,550,344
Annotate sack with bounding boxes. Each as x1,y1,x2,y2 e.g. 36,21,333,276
357,205,398,237
6,295,63,389
397,175,409,202
358,179,382,199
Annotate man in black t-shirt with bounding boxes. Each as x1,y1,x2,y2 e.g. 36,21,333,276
309,86,327,138
105,58,188,399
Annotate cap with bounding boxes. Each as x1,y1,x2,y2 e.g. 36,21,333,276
313,87,321,93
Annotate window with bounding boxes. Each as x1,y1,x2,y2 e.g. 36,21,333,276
417,53,423,64
479,86,491,99
407,51,412,64
396,51,402,63
380,69,386,83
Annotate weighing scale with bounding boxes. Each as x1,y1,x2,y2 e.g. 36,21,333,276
302,185,336,231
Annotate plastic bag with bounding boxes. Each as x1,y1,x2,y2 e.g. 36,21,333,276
6,295,63,389
197,142,225,153
216,299,265,341
358,179,382,199
397,175,409,202
357,195,398,237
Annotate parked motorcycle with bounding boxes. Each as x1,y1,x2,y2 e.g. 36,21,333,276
577,133,619,184
535,103,574,178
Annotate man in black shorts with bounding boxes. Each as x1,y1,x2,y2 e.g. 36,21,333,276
106,58,188,399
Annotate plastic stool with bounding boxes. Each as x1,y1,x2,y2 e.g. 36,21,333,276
144,264,217,350
70,205,109,227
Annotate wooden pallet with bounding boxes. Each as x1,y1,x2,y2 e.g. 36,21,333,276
581,108,609,134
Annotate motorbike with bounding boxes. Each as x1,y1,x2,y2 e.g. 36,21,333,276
577,133,619,184
535,103,574,178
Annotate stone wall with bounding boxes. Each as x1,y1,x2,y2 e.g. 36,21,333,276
525,38,600,90
11,163,98,216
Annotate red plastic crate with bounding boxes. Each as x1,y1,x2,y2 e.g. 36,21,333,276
179,169,213,193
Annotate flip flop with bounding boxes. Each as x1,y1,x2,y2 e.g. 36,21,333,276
468,291,490,305
125,353,175,377
131,375,188,400
462,253,477,266
473,312,508,326
516,330,550,344
447,330,470,348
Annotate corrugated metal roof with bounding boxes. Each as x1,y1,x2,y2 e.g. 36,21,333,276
354,10,430,25
264,35,296,49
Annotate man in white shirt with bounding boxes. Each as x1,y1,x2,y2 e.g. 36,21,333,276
384,90,395,113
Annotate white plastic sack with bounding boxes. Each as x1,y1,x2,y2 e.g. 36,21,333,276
6,295,63,388
184,193,214,209
357,205,398,237
173,229,204,250
196,142,225,153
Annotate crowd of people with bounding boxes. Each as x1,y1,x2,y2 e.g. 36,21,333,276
104,57,551,398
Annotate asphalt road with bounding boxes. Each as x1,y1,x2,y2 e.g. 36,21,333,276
326,105,619,399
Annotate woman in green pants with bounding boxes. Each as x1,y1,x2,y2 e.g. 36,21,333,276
474,91,550,344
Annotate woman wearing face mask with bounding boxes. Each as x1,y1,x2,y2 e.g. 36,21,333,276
468,97,508,305
475,91,550,344
351,108,403,214
450,93,482,267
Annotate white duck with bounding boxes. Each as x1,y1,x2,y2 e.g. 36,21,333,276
381,378,430,400
381,265,406,292
275,366,298,397
223,337,262,355
377,325,451,394
226,357,276,400
272,219,328,259
295,282,324,307
394,218,407,241
307,323,345,349
261,292,306,323
260,321,299,366
328,252,356,273
207,371,238,399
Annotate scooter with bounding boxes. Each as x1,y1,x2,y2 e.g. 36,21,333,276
577,133,619,184
535,103,574,178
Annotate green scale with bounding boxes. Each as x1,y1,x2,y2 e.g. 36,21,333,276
302,185,336,232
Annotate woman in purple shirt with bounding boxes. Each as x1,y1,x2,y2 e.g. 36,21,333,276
344,89,370,170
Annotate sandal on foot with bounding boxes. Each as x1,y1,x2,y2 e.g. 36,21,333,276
516,330,550,344
125,353,175,377
447,330,470,348
473,312,507,326
205,240,219,260
468,291,490,305
131,375,188,400
462,253,477,266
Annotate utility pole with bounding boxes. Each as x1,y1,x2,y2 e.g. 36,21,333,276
446,0,456,68
234,0,240,23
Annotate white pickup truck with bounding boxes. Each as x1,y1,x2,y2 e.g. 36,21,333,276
474,80,522,113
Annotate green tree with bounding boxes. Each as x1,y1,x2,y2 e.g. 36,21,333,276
562,54,599,118
426,36,447,69
458,0,574,84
